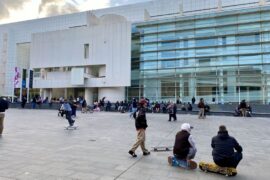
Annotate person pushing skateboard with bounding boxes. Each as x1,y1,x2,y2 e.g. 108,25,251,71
128,98,150,157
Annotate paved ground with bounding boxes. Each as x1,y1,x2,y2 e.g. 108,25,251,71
0,109,269,180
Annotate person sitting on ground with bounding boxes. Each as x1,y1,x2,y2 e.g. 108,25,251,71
246,104,252,117
234,105,241,116
128,99,150,157
169,123,197,163
211,125,243,168
239,100,247,117
187,102,193,111
63,100,75,126
204,103,210,116
181,103,187,111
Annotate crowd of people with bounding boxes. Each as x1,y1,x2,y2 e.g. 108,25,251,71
0,95,246,173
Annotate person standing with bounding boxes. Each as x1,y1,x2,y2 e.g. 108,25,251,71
21,95,27,108
211,125,243,168
0,97,9,136
198,98,205,119
168,102,177,121
130,98,138,119
81,98,87,113
128,99,150,157
192,97,196,104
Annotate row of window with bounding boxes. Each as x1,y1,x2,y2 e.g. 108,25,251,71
139,11,270,34
141,32,265,44
134,65,269,77
142,34,265,50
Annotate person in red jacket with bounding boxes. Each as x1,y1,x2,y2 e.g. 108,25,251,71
128,99,150,157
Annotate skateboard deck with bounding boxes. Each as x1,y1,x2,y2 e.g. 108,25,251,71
168,156,197,169
65,126,78,130
152,146,173,152
199,161,237,176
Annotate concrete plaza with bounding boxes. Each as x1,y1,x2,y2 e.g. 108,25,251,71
0,109,269,180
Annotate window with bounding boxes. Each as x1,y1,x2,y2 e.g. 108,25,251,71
237,34,261,44
84,44,89,59
195,38,217,47
222,36,226,45
184,40,188,48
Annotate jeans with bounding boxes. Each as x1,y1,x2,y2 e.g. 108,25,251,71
174,147,196,160
66,111,75,126
130,108,137,118
214,152,243,168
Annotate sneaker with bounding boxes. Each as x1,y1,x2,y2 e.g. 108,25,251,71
128,150,137,157
143,151,150,156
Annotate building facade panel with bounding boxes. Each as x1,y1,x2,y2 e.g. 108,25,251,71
129,5,270,104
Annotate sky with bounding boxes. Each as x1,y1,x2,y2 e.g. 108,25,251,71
0,0,149,25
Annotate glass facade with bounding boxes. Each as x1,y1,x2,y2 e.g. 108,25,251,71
128,6,270,104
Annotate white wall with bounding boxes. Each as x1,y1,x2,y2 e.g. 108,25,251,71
98,87,125,102
30,14,131,89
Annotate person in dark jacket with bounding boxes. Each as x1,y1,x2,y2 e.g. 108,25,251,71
198,98,205,119
172,123,197,160
211,125,243,168
0,97,9,136
128,99,150,157
21,95,27,108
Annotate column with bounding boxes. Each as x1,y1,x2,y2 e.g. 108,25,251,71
219,70,224,104
85,88,94,105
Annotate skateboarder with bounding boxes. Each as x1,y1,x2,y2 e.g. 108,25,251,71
0,97,9,136
128,99,150,157
211,125,243,168
63,100,75,126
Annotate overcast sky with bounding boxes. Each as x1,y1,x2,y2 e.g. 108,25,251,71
0,0,150,25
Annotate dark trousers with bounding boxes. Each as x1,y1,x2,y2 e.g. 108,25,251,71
214,152,242,168
169,113,177,121
71,108,76,117
66,111,75,126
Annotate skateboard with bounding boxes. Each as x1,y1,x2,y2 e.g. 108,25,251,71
168,156,197,169
152,146,173,152
64,126,78,130
199,161,237,176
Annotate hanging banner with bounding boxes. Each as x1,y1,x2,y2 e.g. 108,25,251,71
22,69,27,89
14,67,20,88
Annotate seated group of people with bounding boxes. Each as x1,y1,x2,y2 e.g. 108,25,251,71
235,100,252,117
171,123,243,169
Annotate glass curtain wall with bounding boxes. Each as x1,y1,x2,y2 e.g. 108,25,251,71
128,6,270,104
